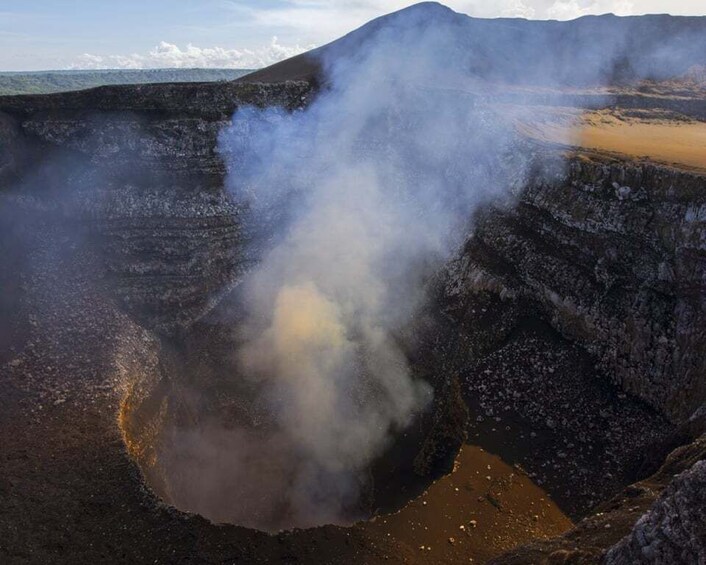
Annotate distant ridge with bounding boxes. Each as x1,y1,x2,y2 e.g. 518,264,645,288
0,68,254,96
237,1,706,87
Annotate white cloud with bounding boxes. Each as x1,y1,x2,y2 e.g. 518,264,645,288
456,0,638,19
546,0,634,20
70,37,314,70
500,0,538,18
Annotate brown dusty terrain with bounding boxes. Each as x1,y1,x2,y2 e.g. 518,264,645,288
362,446,572,563
514,106,706,172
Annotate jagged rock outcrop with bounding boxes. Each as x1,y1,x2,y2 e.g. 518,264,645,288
488,429,706,565
606,455,706,564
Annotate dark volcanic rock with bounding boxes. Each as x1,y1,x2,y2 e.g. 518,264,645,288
489,431,706,565
0,81,313,334
446,156,706,422
606,453,706,564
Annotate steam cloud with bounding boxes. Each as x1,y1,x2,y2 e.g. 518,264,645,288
154,3,706,531
203,4,532,531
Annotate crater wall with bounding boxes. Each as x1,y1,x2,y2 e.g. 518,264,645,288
1,80,704,562
447,156,706,422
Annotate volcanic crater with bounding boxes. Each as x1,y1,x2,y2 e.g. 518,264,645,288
2,4,706,565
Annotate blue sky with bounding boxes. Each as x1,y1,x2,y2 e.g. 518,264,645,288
1,0,704,71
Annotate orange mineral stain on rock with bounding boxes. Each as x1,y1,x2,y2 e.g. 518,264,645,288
363,445,573,563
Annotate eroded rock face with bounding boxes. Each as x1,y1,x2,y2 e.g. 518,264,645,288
3,85,704,421
448,157,706,422
0,81,313,334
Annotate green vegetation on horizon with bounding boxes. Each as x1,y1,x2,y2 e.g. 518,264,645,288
0,68,254,96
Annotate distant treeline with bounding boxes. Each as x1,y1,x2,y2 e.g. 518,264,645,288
0,68,254,95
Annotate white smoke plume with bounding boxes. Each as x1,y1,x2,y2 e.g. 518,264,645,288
201,3,534,530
